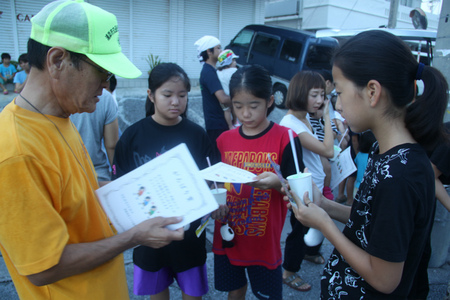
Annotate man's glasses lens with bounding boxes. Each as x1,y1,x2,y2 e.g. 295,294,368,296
81,58,113,81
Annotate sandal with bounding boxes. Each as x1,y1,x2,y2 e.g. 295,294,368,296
336,195,347,203
283,273,311,292
304,254,325,264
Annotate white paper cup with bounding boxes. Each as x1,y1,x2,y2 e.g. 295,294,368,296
287,173,313,205
211,188,227,205
330,145,342,161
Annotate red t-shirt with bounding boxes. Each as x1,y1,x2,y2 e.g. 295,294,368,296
213,122,302,269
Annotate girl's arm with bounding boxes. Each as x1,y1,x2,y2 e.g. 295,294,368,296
289,190,404,294
334,119,349,149
300,100,334,158
320,215,404,294
247,172,282,192
289,183,351,224
432,163,450,212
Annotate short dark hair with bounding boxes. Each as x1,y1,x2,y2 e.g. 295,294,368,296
229,64,274,116
358,130,377,153
18,53,28,64
145,63,190,118
108,75,117,92
199,47,215,63
318,69,333,82
1,53,11,60
27,38,83,70
285,71,326,111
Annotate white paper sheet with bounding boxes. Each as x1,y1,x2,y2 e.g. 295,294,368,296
96,143,219,233
330,146,357,190
199,162,257,183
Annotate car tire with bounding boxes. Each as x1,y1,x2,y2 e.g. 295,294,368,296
273,84,287,109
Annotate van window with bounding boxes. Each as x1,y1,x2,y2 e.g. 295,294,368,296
230,29,254,49
252,34,279,56
280,39,302,63
305,45,334,70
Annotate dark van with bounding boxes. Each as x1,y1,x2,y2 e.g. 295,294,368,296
225,24,338,108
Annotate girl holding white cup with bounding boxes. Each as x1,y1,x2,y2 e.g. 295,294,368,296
279,71,335,291
287,30,448,299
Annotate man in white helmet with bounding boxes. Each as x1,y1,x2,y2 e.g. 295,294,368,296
195,35,231,162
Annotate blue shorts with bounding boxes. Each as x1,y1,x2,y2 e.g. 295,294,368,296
133,264,208,296
214,254,282,300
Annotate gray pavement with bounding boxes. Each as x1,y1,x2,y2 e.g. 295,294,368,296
0,85,449,299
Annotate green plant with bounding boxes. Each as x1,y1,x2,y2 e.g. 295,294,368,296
146,54,162,74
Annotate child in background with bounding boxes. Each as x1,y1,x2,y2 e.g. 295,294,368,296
13,53,30,94
353,130,376,194
0,53,17,95
279,71,335,292
213,64,304,300
113,63,223,300
288,30,448,299
216,49,239,129
309,103,339,200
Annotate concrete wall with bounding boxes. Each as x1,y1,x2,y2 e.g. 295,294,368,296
265,0,440,31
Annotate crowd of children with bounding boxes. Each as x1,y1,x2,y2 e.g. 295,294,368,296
3,28,447,299
113,31,448,299
0,52,29,95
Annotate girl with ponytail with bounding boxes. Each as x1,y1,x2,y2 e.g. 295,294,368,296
287,30,448,299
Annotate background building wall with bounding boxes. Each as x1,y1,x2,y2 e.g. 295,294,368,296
265,0,439,31
0,0,265,87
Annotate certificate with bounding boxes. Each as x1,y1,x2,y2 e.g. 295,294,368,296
330,146,357,190
199,162,257,183
96,143,219,233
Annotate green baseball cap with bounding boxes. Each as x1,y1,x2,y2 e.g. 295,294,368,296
30,0,141,79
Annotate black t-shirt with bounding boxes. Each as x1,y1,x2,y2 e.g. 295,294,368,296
321,142,435,299
113,117,213,273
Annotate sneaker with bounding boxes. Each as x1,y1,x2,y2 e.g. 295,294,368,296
3,89,8,95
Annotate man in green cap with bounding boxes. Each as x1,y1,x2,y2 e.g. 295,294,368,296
0,1,184,299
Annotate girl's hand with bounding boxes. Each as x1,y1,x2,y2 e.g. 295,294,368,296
288,190,330,230
246,172,281,191
211,204,229,220
283,178,324,207
323,99,330,118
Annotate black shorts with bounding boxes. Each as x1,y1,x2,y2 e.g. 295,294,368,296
214,254,282,299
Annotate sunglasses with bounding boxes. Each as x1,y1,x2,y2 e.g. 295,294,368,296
80,58,114,82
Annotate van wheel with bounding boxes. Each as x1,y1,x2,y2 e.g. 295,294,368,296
273,85,287,109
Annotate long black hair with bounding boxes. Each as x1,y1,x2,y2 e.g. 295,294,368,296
145,63,190,118
333,30,448,151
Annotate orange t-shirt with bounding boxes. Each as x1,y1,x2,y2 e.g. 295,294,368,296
0,102,129,299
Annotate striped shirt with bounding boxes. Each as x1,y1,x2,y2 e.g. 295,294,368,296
309,117,338,142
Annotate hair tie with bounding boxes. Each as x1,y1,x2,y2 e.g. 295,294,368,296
415,63,425,80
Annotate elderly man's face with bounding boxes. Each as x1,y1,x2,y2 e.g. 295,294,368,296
56,54,110,115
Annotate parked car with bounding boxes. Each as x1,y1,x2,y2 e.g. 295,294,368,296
225,24,338,108
316,28,436,66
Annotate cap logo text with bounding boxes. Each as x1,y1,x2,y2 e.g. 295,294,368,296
105,25,118,41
